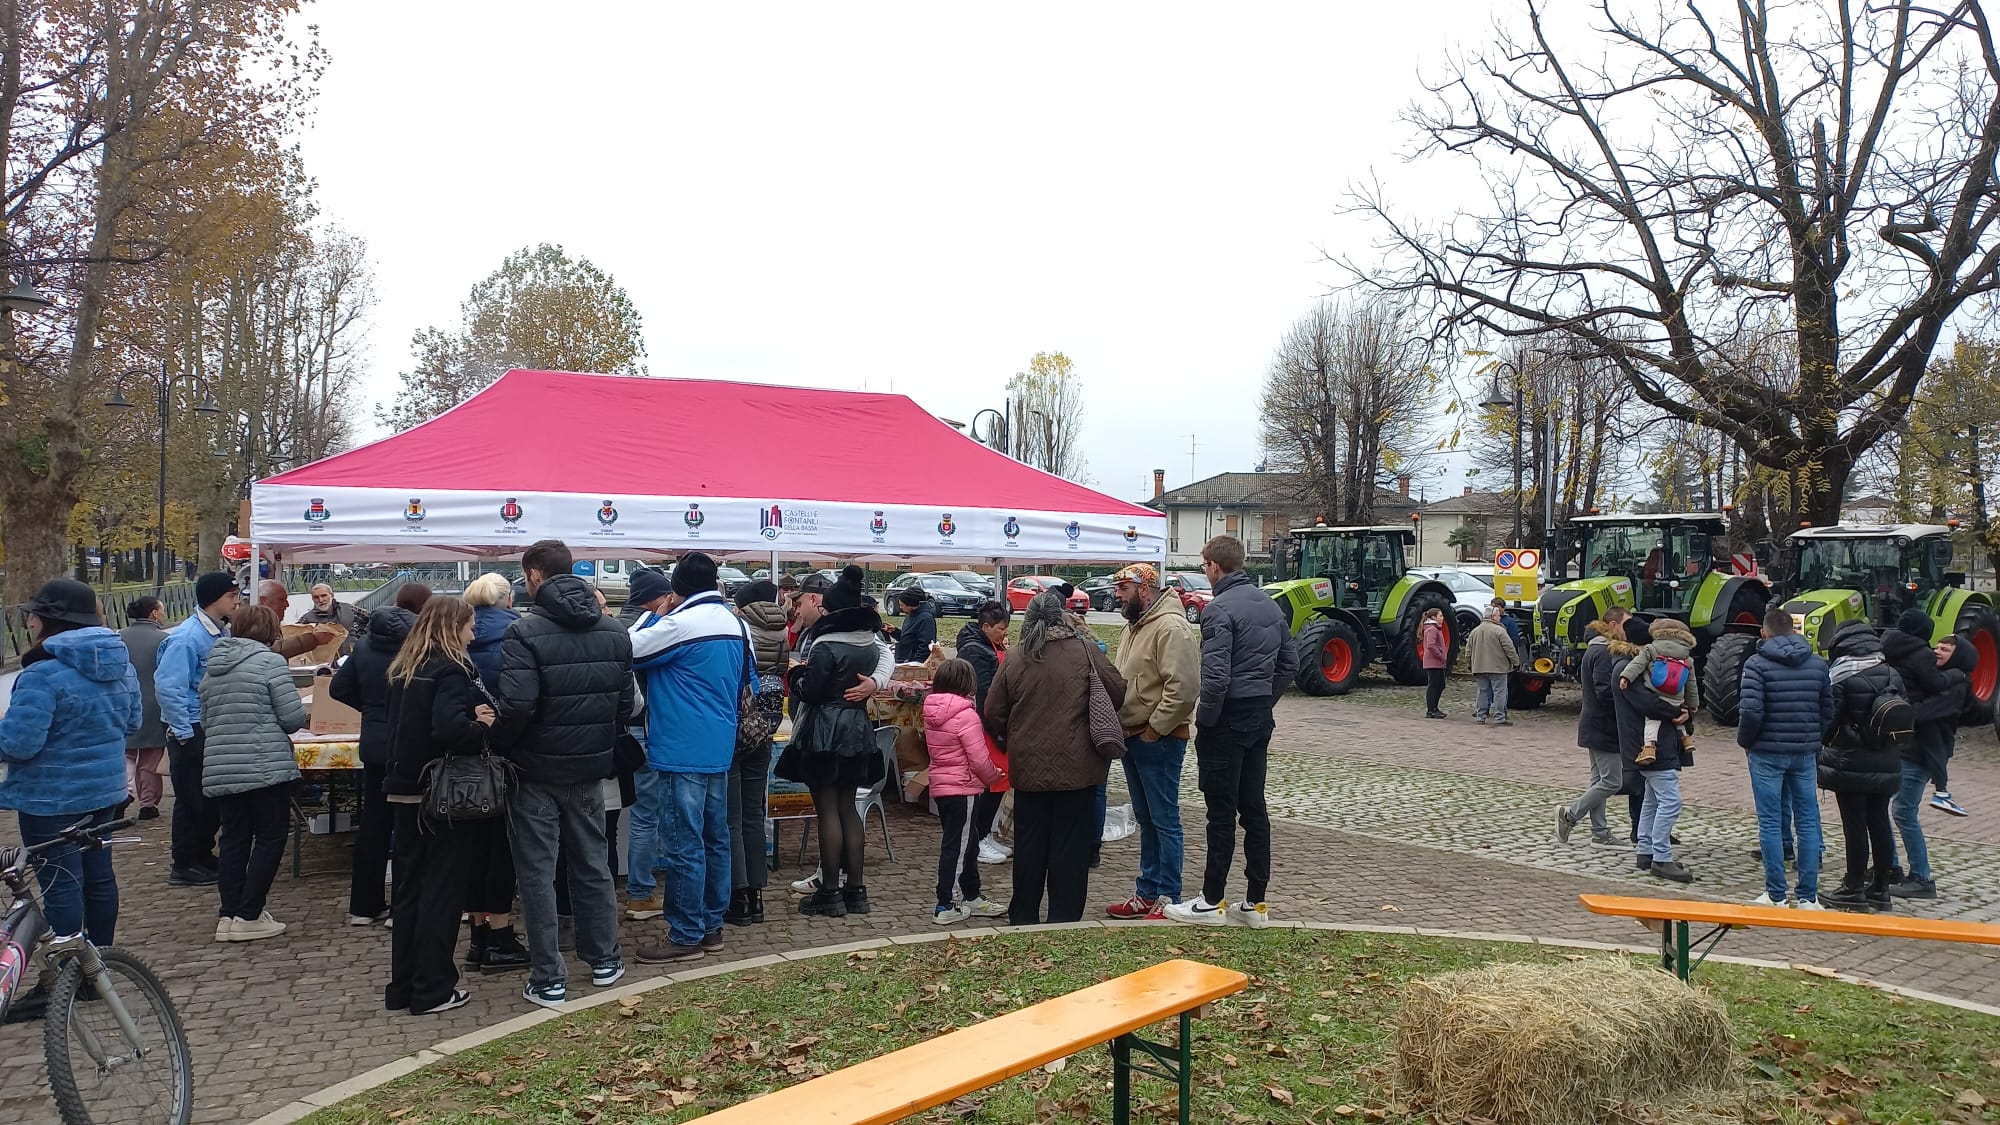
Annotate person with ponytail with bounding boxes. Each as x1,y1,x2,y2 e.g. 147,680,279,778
382,597,495,1016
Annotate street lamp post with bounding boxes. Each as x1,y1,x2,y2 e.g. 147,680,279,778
107,361,218,590
1480,373,1526,548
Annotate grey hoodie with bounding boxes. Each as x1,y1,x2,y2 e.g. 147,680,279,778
198,636,307,797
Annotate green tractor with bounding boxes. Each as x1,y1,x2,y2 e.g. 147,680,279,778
1524,513,1772,714
1264,525,1463,695
1701,524,2000,724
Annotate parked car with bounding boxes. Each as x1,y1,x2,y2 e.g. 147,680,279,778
1078,575,1119,613
939,569,995,597
1164,572,1213,623
1408,565,1500,637
1005,575,1091,614
884,572,984,617
716,566,751,597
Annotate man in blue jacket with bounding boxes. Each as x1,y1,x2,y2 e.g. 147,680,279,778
627,552,754,964
1735,606,1834,908
153,572,239,887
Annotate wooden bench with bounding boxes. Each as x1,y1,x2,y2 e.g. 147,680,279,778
697,958,1248,1125
1580,893,2000,981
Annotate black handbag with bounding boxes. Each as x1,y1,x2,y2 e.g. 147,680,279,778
420,676,513,823
736,620,782,757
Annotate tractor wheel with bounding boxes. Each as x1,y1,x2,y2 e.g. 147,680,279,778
1295,618,1365,696
1700,632,1757,727
1385,591,1453,686
1507,673,1551,710
1952,603,2000,724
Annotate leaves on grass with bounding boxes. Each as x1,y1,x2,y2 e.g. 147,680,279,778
1956,1088,1989,1107
1266,1083,1295,1106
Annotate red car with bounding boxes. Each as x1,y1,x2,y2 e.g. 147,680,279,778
1165,572,1213,623
1005,575,1091,614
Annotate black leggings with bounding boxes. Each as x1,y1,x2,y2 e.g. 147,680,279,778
810,785,866,890
462,816,517,915
1833,790,1895,887
1424,669,1446,713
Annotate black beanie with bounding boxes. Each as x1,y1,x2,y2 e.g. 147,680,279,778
735,579,778,608
195,571,236,610
1895,608,1934,638
672,552,719,597
823,565,865,613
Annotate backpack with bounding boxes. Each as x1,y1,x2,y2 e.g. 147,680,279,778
1648,655,1691,696
1865,691,1916,755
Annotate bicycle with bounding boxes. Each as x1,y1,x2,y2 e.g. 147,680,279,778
0,816,193,1125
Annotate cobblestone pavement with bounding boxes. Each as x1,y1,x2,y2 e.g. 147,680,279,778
1,688,1995,1123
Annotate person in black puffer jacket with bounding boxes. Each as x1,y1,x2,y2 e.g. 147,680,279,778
1558,608,1632,846
493,540,634,1005
893,587,937,664
778,565,889,919
330,606,415,925
382,597,495,1016
1881,610,1965,900
1817,621,1904,911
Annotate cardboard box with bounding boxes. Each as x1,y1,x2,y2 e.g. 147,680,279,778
308,811,355,834
281,622,347,667
308,668,361,735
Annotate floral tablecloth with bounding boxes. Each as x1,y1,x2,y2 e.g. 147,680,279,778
292,734,360,771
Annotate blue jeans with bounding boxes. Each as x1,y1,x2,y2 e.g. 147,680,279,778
1474,673,1508,720
17,806,119,944
1892,759,1932,881
1747,752,1822,902
657,771,730,947
1635,771,1682,862
1122,735,1188,902
626,767,665,899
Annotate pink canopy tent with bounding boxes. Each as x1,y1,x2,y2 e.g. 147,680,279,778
249,370,1166,567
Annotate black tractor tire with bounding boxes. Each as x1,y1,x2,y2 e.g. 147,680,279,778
1701,632,1758,728
1384,590,1454,686
1507,673,1551,710
1295,618,1365,696
1951,603,2000,725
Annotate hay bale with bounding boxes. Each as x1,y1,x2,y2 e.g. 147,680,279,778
1394,959,1734,1125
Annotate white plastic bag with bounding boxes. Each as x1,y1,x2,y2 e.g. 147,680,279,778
1101,803,1136,843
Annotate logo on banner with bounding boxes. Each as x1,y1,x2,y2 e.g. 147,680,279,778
1124,525,1140,549
683,504,705,536
500,498,523,525
870,511,888,543
760,503,820,541
597,500,619,527
1065,521,1081,541
1002,516,1021,542
937,512,956,539
304,498,330,526
404,498,426,523
761,504,784,540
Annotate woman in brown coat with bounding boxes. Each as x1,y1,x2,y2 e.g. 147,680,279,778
984,590,1126,924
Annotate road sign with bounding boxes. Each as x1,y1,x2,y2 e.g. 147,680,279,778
1494,549,1517,571
1517,549,1540,572
1730,552,1757,576
1495,547,1538,602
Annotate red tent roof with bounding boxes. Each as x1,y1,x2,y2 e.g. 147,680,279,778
266,370,1151,516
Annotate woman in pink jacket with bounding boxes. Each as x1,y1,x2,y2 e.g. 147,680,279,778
1420,607,1450,720
923,659,1005,924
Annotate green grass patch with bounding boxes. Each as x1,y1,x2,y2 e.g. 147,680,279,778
300,929,2000,1124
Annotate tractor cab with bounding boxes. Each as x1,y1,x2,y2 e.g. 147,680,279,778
1570,513,1727,617
1784,525,1954,629
1289,525,1410,618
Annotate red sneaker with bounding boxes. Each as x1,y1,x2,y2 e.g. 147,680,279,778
1105,894,1157,920
1142,899,1171,920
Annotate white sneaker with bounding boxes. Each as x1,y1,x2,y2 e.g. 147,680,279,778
1750,893,1789,908
1227,901,1271,929
932,903,971,925
415,989,470,1015
1792,898,1827,911
346,912,385,927
214,917,234,942
977,838,1013,865
231,912,287,942
790,868,847,895
962,896,1007,918
1162,896,1228,927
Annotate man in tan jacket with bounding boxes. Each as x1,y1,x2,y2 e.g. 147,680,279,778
1103,563,1201,920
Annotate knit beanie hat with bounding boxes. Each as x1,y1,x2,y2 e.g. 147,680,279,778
628,566,673,607
1895,608,1934,638
823,565,866,613
671,552,719,597
735,579,779,608
195,571,236,610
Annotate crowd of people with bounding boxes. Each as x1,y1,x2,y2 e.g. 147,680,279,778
1555,603,1968,909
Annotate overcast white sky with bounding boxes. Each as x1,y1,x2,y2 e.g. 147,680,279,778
295,1,1504,505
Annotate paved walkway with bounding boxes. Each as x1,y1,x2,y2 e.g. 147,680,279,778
0,687,1994,1123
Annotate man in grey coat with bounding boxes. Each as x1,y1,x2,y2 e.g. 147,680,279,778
1165,535,1295,929
118,596,170,820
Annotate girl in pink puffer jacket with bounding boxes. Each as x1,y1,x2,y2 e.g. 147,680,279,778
923,659,1004,923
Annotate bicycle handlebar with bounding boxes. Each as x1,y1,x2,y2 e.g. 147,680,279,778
20,817,138,858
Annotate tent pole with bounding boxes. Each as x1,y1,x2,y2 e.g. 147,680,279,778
771,548,780,583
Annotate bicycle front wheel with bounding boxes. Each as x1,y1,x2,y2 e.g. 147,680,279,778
44,946,193,1125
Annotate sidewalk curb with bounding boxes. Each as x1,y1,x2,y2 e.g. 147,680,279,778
246,920,2000,1124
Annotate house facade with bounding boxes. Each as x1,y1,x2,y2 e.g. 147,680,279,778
1144,470,1419,570
1413,489,1514,565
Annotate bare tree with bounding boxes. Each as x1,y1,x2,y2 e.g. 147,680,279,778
1007,351,1086,480
1260,299,1432,523
1468,345,1636,544
1353,0,2000,526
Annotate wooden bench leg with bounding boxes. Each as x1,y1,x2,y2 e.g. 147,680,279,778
1110,1011,1196,1125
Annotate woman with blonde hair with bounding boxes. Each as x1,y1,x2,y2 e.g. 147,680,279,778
454,570,531,969
383,596,496,1015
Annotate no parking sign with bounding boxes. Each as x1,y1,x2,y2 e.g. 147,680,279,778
1494,548,1540,603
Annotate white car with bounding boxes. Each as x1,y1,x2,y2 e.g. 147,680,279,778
1409,566,1501,636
